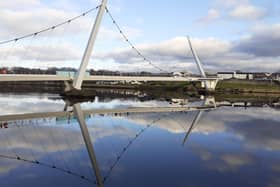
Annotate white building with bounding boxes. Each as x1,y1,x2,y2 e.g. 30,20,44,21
217,72,254,80
172,71,191,77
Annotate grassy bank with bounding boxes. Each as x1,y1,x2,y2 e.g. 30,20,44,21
135,81,201,98
136,79,280,94
216,79,280,94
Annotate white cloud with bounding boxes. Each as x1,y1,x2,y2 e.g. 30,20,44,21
0,7,94,40
0,0,143,69
93,20,280,73
0,41,83,68
94,36,231,72
0,0,278,73
229,4,266,20
197,9,220,23
2,29,280,72
221,154,253,168
124,106,280,152
212,0,269,22
0,0,40,9
234,23,280,57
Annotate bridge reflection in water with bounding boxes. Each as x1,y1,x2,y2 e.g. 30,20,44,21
0,99,215,187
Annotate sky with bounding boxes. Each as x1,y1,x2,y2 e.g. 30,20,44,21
0,0,279,73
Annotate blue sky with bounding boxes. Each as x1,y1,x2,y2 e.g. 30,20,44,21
104,0,279,40
0,0,280,73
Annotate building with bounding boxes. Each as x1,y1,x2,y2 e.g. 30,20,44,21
0,68,7,74
172,71,191,77
173,72,183,77
271,73,280,81
217,71,254,80
216,71,278,80
217,72,235,79
252,72,271,80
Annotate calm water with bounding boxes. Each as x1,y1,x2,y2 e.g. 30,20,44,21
0,93,280,187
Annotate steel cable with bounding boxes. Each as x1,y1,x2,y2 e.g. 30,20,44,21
0,5,101,45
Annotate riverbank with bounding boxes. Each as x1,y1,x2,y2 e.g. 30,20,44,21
0,79,280,95
134,79,280,94
216,79,280,94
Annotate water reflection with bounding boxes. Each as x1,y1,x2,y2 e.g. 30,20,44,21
0,94,279,187
73,103,104,187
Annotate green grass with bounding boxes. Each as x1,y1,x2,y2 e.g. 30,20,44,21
216,79,280,93
136,81,202,92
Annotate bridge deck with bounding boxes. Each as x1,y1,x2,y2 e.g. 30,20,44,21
0,74,219,82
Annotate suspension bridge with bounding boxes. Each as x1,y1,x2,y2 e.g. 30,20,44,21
0,0,221,93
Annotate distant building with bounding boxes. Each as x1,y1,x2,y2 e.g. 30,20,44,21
217,71,254,80
252,72,271,80
216,71,278,80
217,72,235,79
0,68,7,74
173,72,183,77
172,71,191,77
271,73,280,81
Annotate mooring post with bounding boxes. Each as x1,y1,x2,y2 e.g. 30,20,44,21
72,0,108,90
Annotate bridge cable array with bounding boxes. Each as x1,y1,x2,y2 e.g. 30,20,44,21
0,121,96,183
0,154,96,184
0,4,173,74
0,5,101,45
105,7,170,73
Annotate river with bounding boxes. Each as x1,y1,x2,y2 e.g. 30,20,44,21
0,92,279,187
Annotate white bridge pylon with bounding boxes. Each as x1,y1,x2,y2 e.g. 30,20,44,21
187,36,220,91
72,0,108,91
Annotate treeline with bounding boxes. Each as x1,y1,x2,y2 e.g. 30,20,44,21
0,67,172,76
0,67,76,74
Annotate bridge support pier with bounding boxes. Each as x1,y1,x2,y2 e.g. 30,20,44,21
62,81,86,96
64,81,72,92
201,79,219,92
204,96,216,107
